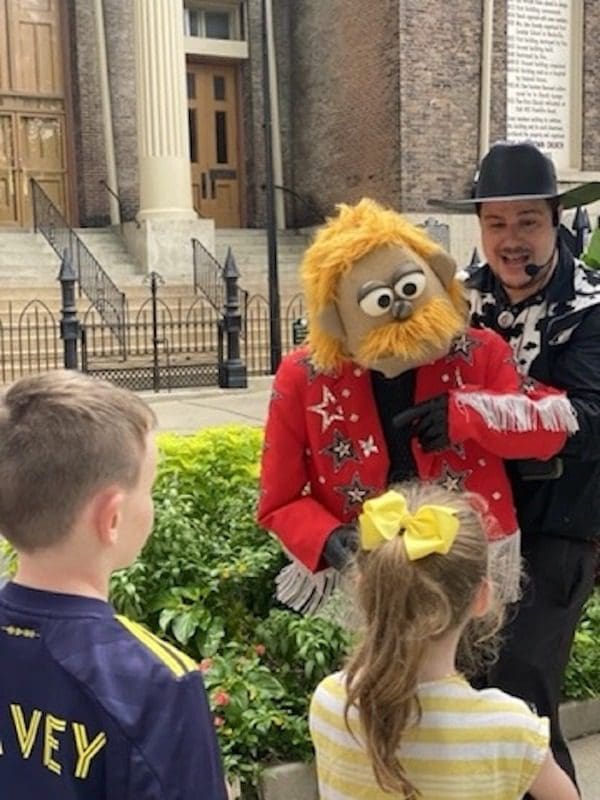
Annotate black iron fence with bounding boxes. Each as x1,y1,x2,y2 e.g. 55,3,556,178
243,292,305,375
0,300,61,385
0,289,305,388
31,179,127,353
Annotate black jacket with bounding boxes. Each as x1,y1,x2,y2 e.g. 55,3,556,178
467,244,600,541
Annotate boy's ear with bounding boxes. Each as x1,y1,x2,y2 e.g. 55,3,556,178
92,487,124,547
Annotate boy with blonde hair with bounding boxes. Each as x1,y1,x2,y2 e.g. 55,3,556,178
0,371,226,799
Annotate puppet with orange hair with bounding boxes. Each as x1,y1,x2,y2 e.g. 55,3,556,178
257,199,578,611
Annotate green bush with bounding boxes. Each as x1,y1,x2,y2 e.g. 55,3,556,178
582,227,600,270
109,425,351,792
562,589,600,700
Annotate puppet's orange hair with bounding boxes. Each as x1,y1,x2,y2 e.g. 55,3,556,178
301,198,466,371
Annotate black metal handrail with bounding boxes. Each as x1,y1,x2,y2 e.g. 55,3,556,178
99,179,124,227
192,238,249,334
31,179,127,354
270,183,327,224
192,237,224,311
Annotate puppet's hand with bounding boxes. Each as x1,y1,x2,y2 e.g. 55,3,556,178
323,525,359,571
393,395,450,453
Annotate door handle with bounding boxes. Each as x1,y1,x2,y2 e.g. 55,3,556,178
201,172,207,199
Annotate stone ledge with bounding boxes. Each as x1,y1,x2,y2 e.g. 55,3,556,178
560,698,600,741
259,762,317,800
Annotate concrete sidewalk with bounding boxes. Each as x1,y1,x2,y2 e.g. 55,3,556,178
571,734,598,799
140,376,273,432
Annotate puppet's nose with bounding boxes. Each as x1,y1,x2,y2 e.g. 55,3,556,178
392,299,413,320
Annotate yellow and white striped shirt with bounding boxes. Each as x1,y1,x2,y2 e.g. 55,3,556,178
309,672,549,799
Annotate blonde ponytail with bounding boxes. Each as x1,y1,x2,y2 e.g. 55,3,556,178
343,482,502,796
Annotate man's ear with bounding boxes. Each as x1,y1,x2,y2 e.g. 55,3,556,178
426,251,457,290
317,302,346,339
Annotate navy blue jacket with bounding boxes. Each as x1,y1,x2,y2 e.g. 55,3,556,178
0,582,226,799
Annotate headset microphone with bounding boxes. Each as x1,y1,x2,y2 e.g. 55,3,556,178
524,249,556,280
525,263,542,277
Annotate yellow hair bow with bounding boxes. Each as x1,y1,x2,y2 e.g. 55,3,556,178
359,490,459,560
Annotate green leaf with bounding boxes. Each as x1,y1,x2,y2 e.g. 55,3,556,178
171,611,198,645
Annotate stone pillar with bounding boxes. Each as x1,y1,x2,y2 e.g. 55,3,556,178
133,0,196,219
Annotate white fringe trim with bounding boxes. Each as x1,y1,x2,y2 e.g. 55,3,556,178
274,534,523,623
275,559,341,615
455,392,579,435
489,531,522,605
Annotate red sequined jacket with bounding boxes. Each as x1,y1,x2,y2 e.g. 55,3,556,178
257,328,577,572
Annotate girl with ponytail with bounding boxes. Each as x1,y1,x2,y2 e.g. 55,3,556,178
309,482,577,799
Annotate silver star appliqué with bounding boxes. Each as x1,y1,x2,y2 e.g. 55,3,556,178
309,386,345,432
335,472,375,515
520,375,540,394
450,442,466,460
447,332,482,366
359,435,379,458
297,354,321,383
320,429,360,473
438,462,472,493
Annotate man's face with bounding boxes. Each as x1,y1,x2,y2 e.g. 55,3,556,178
479,199,557,294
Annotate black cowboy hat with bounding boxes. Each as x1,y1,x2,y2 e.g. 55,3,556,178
429,141,600,211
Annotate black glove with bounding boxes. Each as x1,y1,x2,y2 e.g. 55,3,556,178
393,394,450,453
322,525,359,571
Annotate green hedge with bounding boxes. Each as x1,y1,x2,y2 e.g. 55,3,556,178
563,591,600,701
109,426,350,793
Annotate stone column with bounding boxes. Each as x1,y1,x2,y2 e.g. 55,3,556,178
133,0,196,219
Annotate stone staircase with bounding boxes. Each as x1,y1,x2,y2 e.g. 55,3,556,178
215,228,310,304
0,230,60,288
0,226,312,383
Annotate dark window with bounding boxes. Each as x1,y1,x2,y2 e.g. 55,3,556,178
189,10,201,36
187,72,195,99
205,11,230,39
213,76,225,101
215,111,227,163
188,109,198,162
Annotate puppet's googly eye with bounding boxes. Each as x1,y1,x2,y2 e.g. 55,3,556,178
359,287,395,317
394,272,426,300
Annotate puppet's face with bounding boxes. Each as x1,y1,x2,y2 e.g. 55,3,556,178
329,244,465,376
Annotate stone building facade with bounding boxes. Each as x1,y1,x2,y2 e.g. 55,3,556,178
2,0,600,264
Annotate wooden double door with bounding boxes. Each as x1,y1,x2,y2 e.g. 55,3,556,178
0,108,68,226
0,0,70,227
187,62,241,228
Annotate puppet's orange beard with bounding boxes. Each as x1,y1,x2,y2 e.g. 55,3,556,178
355,296,466,368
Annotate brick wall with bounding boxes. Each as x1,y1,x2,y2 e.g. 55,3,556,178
398,0,482,211
70,0,109,226
240,0,266,227
489,0,507,146
287,0,401,225
104,0,138,221
69,0,137,227
64,1,600,232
